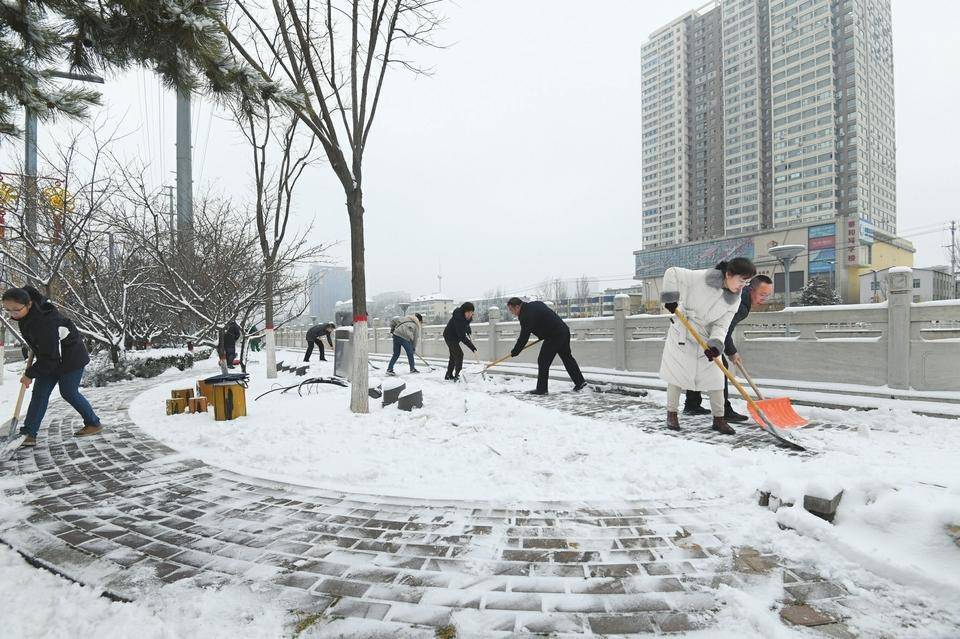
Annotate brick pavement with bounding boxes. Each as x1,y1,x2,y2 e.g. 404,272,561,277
0,379,855,636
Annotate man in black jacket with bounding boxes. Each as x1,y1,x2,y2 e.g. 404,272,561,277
443,302,477,381
222,320,241,369
304,322,336,362
684,275,774,421
507,297,587,395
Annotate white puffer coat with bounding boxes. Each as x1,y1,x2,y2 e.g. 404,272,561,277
659,267,741,391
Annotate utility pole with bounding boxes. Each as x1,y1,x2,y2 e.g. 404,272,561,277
163,185,175,251
175,87,193,254
950,221,958,299
23,70,104,275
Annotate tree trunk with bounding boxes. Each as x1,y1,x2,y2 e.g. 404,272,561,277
347,189,369,413
264,261,277,379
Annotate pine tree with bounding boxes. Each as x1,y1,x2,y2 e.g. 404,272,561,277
1,1,274,138
799,276,842,306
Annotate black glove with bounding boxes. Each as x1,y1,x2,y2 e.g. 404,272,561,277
469,345,477,353
664,302,678,314
510,348,521,358
704,346,721,361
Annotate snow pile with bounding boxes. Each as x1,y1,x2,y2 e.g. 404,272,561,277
0,545,289,639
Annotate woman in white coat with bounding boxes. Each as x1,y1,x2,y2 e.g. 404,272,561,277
659,258,757,434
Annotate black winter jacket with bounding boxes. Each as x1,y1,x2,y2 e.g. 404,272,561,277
17,299,90,379
724,288,753,356
307,323,336,346
443,309,475,351
511,301,568,356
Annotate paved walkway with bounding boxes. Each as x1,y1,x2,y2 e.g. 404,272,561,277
0,380,856,636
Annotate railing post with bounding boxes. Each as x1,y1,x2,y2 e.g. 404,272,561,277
886,267,912,390
488,306,501,362
614,294,629,371
373,318,379,354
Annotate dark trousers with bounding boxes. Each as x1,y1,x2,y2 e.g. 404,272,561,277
224,339,237,366
304,338,327,361
445,338,464,378
388,335,415,372
684,354,732,411
23,367,100,438
537,332,585,393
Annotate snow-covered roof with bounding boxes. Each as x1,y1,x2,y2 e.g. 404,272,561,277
410,293,453,303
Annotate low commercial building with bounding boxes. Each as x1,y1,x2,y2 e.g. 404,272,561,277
633,216,914,309
860,266,955,303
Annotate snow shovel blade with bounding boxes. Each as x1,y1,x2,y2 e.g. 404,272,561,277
0,431,26,463
747,397,808,429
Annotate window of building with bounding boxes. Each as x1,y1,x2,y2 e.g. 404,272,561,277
913,279,921,289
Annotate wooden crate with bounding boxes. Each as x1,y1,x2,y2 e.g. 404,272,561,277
171,388,195,401
188,397,209,413
197,380,213,401
210,383,247,421
166,398,188,415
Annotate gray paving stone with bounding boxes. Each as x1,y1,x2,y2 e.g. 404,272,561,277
0,377,856,636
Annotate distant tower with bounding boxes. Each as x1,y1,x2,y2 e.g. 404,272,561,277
437,262,443,293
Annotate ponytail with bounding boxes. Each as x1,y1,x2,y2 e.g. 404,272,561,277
21,285,45,304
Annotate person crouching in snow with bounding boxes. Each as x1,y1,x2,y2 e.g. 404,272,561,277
2,286,102,447
659,257,756,435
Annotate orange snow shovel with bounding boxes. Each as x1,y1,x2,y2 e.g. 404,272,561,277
670,309,806,450
735,360,808,429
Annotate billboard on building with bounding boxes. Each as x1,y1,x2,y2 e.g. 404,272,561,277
635,236,755,279
807,223,836,278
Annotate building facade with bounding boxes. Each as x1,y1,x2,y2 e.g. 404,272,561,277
634,217,913,307
860,266,955,304
641,0,897,256
308,265,352,322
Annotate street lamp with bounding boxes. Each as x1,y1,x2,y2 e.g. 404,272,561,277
769,244,805,336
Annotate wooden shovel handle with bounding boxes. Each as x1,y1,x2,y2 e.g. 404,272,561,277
481,339,542,372
735,360,765,400
670,309,767,420
11,355,34,426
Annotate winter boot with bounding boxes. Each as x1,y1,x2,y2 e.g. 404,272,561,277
74,423,103,438
526,389,548,395
724,403,749,423
683,404,711,416
666,411,680,431
712,416,736,435
385,370,397,377
20,435,36,447
573,381,589,392
410,369,421,374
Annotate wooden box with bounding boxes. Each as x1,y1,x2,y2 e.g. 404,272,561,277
166,398,188,415
171,388,195,401
188,397,209,413
210,383,247,421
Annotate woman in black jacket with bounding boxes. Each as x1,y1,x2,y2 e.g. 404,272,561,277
2,286,101,447
442,302,477,381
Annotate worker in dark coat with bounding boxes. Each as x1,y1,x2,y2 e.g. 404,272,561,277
506,297,587,395
2,286,101,447
443,302,477,381
222,320,241,369
304,322,336,362
684,275,773,421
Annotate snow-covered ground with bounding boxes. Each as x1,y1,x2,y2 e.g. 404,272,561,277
3,352,960,637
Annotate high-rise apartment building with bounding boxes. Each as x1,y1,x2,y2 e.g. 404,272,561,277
641,0,896,248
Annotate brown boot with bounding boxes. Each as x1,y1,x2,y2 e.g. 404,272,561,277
74,424,103,438
20,435,36,447
666,411,680,431
712,416,735,435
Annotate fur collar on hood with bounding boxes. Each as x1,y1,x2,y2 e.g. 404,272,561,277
706,268,741,304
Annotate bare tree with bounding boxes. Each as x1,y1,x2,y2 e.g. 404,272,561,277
234,90,330,379
218,0,445,412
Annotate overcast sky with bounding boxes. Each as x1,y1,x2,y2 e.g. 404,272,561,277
7,0,960,301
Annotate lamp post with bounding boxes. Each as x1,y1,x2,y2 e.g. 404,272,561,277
769,244,805,336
